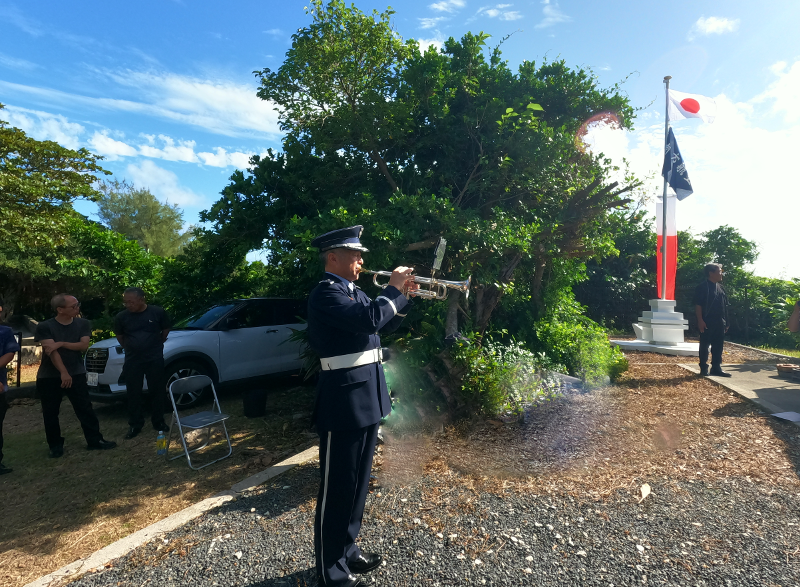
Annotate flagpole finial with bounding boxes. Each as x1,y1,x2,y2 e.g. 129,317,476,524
664,76,672,82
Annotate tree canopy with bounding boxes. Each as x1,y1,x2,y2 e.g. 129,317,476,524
191,0,639,346
97,179,191,257
0,103,110,318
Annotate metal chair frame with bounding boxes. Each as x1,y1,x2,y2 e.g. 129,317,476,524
165,375,232,470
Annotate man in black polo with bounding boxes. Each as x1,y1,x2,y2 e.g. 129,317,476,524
694,263,731,377
35,294,117,457
115,287,171,439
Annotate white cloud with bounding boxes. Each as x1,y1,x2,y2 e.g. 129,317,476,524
476,4,523,21
0,4,43,36
416,37,444,53
4,104,259,168
263,28,284,36
196,148,254,168
429,0,465,12
535,0,570,29
0,52,39,70
138,135,199,163
88,131,139,159
419,17,447,29
125,160,204,207
586,62,800,279
688,16,740,40
0,70,282,139
1,105,84,149
753,60,800,124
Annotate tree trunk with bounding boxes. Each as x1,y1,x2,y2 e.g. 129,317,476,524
369,149,399,192
476,252,523,334
0,285,19,322
531,258,548,315
445,291,461,337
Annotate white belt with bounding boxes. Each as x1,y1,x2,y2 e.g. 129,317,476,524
320,348,383,371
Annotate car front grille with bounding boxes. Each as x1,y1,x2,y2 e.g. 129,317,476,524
85,348,109,373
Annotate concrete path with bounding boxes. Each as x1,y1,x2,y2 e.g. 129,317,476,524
679,362,800,421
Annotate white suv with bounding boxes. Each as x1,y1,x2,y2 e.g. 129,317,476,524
84,298,307,408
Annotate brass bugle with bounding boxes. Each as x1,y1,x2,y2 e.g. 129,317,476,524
360,268,471,300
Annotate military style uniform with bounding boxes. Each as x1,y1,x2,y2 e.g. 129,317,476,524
308,226,412,587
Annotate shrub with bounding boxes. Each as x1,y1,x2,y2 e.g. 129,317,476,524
536,317,626,386
452,336,563,417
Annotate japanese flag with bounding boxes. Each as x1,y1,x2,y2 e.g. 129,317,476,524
667,89,717,123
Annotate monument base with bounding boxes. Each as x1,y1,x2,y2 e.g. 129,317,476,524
611,339,699,357
610,299,699,357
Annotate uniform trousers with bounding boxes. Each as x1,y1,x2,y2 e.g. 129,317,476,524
315,422,379,586
0,392,8,463
699,321,726,370
37,375,103,448
123,357,167,429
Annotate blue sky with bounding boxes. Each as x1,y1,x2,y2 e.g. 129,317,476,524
1,0,798,279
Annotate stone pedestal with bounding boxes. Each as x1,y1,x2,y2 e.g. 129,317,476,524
611,299,699,357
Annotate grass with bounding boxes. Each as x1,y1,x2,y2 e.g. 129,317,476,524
0,376,317,587
755,345,800,358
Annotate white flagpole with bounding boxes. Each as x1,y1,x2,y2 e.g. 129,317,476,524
661,76,671,300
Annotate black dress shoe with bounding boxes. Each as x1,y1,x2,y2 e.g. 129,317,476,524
699,366,709,376
49,445,64,458
349,552,383,574
709,369,732,377
342,575,366,587
87,439,117,450
125,426,143,439
0,463,12,475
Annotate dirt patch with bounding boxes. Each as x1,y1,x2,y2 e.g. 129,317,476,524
379,362,800,503
0,378,317,587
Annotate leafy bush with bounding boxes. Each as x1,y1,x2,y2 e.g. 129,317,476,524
536,317,626,386
451,336,563,417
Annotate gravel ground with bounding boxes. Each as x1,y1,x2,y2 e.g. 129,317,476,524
66,359,800,587
67,461,800,587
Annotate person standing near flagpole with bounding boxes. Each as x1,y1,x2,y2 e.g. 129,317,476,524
693,263,731,377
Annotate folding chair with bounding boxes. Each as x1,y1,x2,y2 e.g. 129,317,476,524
165,375,232,470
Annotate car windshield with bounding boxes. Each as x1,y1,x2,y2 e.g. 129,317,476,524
173,304,237,330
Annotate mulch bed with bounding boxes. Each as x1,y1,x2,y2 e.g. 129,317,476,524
64,362,800,587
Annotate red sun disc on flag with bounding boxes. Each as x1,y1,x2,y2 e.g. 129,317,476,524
680,98,701,113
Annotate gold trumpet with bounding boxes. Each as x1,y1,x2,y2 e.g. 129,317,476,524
360,268,471,300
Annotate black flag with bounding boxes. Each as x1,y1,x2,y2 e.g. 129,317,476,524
662,127,693,200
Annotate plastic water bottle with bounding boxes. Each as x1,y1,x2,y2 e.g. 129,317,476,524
156,430,167,456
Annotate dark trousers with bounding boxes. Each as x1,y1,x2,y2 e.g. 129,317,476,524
123,357,167,429
37,375,103,448
699,322,726,370
0,392,8,463
315,423,379,586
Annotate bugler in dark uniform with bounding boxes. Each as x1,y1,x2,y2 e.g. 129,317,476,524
308,225,415,587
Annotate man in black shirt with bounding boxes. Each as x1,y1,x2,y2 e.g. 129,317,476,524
115,287,171,439
35,294,117,457
693,263,731,377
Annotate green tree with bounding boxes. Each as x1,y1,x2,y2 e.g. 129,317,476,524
0,103,109,319
58,215,163,317
206,1,637,336
97,179,190,257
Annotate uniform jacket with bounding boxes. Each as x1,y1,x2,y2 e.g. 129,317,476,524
308,272,411,431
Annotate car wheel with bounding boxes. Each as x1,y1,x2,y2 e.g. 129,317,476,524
165,360,212,409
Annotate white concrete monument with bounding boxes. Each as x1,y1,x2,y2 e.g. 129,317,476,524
611,298,698,356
